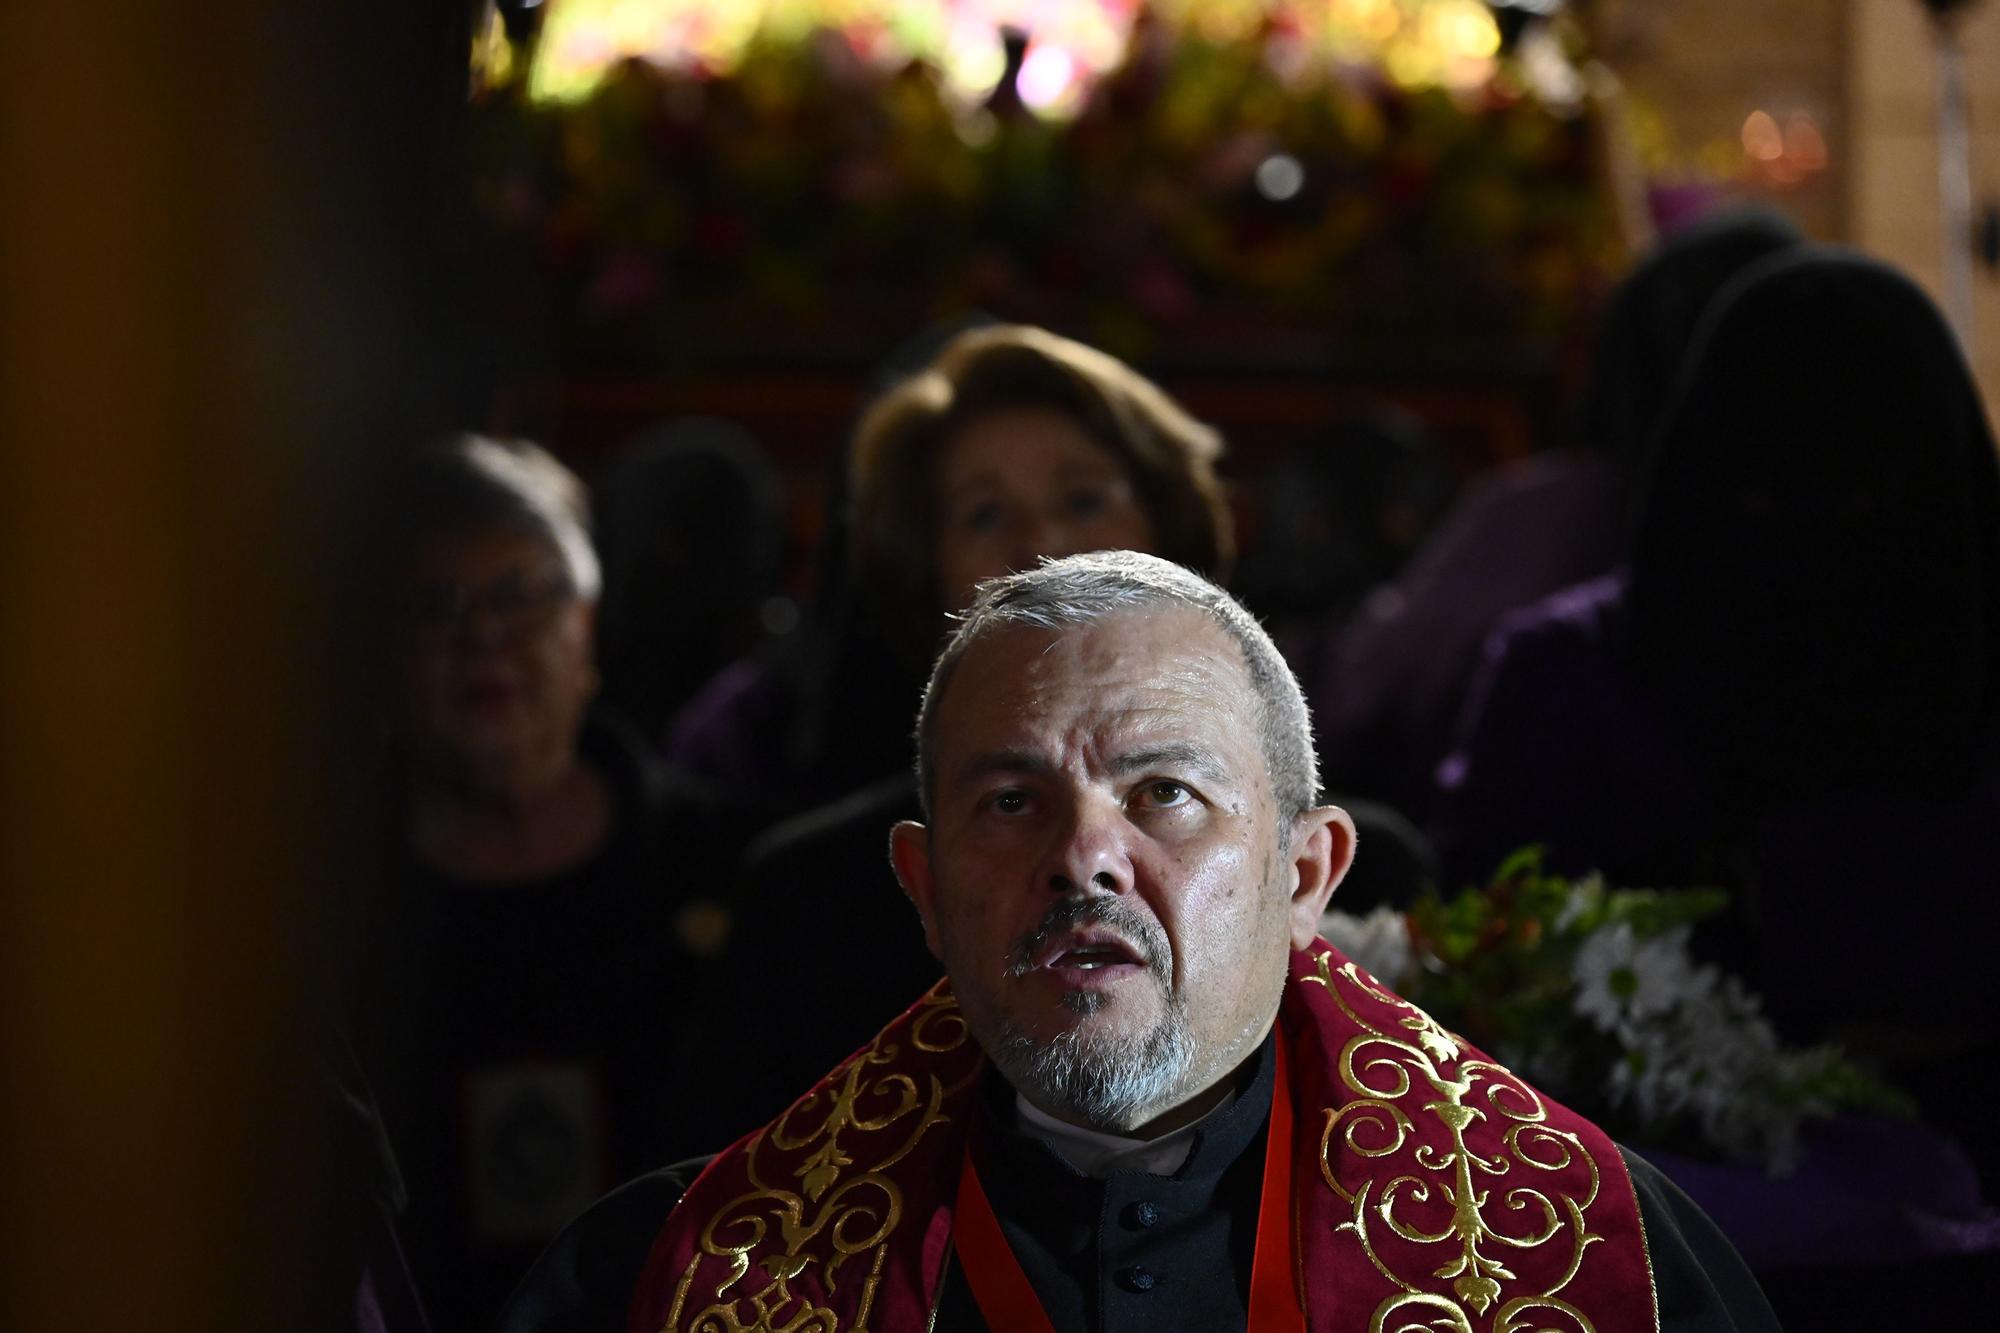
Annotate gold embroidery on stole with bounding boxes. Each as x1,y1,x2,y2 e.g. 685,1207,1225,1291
668,990,977,1332
1304,954,1611,1333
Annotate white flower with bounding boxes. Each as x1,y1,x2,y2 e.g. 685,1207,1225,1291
1595,948,1826,1172
1626,925,1714,1020
1319,906,1413,986
1571,922,1638,1032
1572,921,1716,1033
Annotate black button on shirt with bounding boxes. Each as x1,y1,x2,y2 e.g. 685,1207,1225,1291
1115,1266,1156,1293
1122,1201,1161,1230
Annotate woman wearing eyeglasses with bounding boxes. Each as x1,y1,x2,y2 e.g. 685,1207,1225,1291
396,437,612,882
350,434,733,1333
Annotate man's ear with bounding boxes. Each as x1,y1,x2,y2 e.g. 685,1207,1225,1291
1285,806,1357,949
889,820,944,960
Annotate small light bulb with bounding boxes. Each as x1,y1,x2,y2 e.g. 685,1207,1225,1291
1255,153,1306,202
1742,110,1784,163
1018,44,1077,111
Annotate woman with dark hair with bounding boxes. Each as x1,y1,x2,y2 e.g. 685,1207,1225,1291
1436,249,2000,888
1572,209,1808,468
1310,210,1803,823
1623,257,1998,817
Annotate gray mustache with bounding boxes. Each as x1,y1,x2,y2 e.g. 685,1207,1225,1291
1006,897,1169,979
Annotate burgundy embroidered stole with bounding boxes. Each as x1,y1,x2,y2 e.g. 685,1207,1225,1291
628,940,1658,1332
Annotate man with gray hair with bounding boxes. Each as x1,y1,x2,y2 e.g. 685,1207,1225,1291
504,551,1776,1333
892,551,1341,1148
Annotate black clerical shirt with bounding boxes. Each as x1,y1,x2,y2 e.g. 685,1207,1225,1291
929,1038,1276,1332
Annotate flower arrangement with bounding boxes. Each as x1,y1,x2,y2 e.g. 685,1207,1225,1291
465,7,1620,369
1320,848,1911,1175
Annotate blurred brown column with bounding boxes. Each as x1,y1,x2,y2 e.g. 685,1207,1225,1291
0,4,468,1329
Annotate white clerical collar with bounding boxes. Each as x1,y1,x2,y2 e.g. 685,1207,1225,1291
1014,1087,1239,1179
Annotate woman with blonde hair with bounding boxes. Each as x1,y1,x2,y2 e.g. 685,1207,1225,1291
850,322,1232,653
668,322,1234,817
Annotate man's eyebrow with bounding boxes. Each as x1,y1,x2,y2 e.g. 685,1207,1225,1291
948,749,1054,789
1110,743,1228,781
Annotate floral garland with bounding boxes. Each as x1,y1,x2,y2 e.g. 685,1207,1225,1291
1320,848,1911,1175
465,13,1619,368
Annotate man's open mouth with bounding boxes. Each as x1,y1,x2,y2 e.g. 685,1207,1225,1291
1060,946,1132,971
1036,933,1146,973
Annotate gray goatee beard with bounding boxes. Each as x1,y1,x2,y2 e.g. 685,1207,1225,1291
990,897,1195,1132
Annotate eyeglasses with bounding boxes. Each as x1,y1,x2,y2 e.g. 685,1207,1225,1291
403,568,578,637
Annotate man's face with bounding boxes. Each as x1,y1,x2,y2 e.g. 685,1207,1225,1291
892,608,1349,1131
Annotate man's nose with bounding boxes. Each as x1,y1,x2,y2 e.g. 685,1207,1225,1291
1042,798,1132,897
